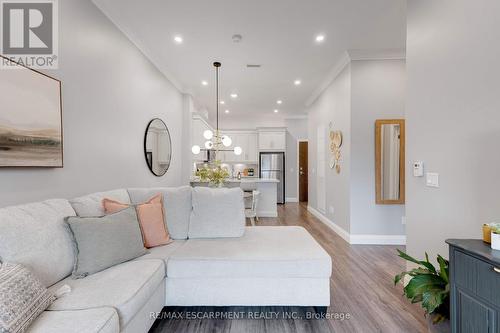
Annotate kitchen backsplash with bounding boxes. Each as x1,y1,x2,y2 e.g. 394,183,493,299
194,162,258,178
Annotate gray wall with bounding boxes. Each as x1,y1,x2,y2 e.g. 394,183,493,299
284,118,308,201
308,65,352,232
0,0,186,207
406,0,500,260
350,59,406,235
307,58,406,237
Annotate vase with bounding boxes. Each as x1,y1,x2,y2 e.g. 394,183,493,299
491,232,500,250
483,224,492,243
208,182,224,188
427,316,450,333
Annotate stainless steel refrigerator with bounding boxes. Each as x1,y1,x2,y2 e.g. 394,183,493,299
259,152,285,204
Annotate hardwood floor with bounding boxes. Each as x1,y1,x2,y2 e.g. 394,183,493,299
150,202,427,333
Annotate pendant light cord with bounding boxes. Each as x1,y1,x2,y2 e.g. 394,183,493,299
215,62,220,132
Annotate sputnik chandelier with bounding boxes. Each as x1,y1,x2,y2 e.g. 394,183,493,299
191,62,242,158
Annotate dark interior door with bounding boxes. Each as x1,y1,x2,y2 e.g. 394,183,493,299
299,141,308,202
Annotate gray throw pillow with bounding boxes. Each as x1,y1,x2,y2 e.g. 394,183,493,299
188,187,246,238
0,263,55,333
65,207,147,278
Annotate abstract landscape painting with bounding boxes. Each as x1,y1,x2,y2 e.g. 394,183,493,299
0,57,63,167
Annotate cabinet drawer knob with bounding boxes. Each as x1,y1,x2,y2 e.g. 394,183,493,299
493,267,500,274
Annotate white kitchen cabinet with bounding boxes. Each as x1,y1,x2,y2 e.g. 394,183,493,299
192,116,213,161
258,129,286,151
220,131,258,163
246,133,258,162
192,121,260,163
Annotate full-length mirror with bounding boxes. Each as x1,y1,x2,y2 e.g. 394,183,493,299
375,119,405,204
144,118,172,177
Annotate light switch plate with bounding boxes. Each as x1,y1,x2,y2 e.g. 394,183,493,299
426,172,439,188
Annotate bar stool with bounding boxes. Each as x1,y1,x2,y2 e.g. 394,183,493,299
245,190,260,226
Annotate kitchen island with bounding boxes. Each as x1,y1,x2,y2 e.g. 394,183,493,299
190,178,280,217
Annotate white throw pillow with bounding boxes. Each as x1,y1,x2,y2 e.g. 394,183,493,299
188,187,245,238
0,263,55,333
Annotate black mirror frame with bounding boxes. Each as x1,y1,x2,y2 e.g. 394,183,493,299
144,118,172,177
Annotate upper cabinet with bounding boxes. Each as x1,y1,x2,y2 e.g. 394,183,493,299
221,131,258,163
258,128,286,151
191,117,285,163
192,116,213,161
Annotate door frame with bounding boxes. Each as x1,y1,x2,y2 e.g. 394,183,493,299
297,139,308,202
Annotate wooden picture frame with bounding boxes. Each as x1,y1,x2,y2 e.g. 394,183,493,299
375,119,405,204
0,55,63,167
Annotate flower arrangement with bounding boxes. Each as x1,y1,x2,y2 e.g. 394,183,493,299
195,164,230,187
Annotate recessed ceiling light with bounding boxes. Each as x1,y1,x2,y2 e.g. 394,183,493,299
277,100,283,105
220,101,225,105
274,109,279,113
225,110,230,114
230,93,238,98
294,80,301,85
315,34,325,43
201,80,208,86
173,36,183,44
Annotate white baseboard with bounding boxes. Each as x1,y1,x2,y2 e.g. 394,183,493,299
307,205,406,245
285,197,298,203
307,205,350,243
349,234,406,245
257,211,278,218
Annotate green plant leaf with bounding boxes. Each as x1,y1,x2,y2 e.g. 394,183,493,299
395,267,438,286
394,272,404,285
422,290,448,314
404,274,446,300
437,255,449,283
394,251,450,321
397,249,437,274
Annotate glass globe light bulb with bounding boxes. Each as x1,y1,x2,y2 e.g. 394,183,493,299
205,141,213,149
234,146,242,155
203,130,213,140
191,145,201,155
222,135,232,147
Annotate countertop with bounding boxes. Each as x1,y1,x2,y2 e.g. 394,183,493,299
190,177,280,183
446,239,500,266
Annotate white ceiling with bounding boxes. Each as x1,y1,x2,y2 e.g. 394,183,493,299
93,0,406,121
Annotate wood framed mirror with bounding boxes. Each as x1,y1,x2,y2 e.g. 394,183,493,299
375,119,405,204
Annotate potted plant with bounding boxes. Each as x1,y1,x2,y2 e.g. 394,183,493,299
490,225,500,250
394,250,450,333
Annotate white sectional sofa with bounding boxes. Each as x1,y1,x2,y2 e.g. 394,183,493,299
0,186,332,333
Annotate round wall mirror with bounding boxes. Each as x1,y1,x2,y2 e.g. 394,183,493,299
144,118,172,177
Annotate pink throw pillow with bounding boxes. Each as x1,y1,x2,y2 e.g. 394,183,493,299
102,194,172,248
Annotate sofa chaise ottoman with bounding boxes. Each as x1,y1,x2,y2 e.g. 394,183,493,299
0,186,332,333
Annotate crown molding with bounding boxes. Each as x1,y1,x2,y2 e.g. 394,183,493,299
284,114,308,120
305,48,406,107
305,51,351,108
92,0,185,93
347,48,406,61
